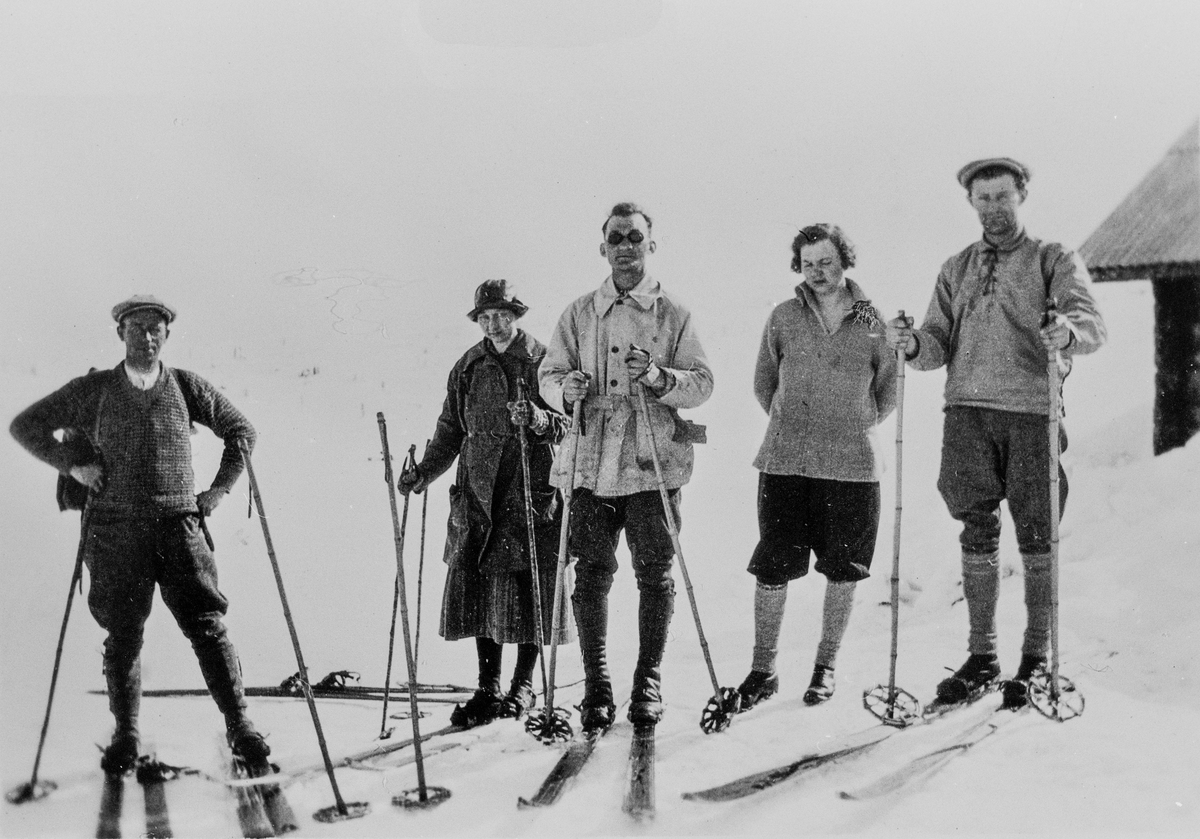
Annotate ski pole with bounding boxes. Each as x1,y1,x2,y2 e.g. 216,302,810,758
1030,298,1084,722
633,381,739,734
515,381,571,743
414,439,431,679
239,442,370,823
377,414,450,808
1046,304,1062,701
377,439,416,741
5,511,89,805
863,312,920,727
540,397,584,741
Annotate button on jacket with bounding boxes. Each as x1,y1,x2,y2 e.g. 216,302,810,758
539,274,713,496
752,278,896,482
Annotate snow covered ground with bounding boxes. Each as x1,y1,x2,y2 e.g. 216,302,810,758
3,275,1198,837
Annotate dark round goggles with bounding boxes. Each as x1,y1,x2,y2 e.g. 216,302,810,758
606,229,645,246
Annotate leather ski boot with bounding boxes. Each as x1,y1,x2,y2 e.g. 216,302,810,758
936,653,1001,703
497,679,536,719
803,664,836,705
100,645,141,775
1002,654,1047,710
628,589,672,725
737,669,780,711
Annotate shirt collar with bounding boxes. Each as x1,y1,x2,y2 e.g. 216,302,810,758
595,273,662,316
980,226,1027,254
466,329,530,365
794,276,870,309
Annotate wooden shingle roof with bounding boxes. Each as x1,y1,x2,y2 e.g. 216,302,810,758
1081,119,1200,282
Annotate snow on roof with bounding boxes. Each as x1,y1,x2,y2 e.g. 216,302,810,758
1081,118,1200,282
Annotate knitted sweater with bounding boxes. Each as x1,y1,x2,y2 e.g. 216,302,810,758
752,278,896,482
10,363,256,516
909,230,1106,414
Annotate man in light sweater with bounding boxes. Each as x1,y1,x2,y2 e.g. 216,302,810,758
539,202,713,732
10,295,269,774
886,159,1106,707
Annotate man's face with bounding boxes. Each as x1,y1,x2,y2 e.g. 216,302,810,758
600,213,655,277
118,310,169,367
969,173,1025,239
476,308,517,347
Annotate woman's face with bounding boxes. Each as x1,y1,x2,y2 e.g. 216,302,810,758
799,238,846,298
477,308,517,347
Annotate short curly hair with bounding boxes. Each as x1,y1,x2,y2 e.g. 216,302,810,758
791,223,856,274
602,202,653,236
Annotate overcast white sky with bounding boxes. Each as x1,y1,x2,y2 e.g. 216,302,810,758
2,1,1198,369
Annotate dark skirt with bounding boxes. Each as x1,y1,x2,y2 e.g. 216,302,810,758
439,559,573,645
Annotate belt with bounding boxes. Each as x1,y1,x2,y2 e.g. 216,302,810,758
466,430,514,439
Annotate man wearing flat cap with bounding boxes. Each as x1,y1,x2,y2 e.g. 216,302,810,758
10,295,270,775
397,280,570,728
885,159,1106,707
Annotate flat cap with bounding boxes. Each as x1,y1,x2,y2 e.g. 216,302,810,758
111,294,177,324
956,157,1031,189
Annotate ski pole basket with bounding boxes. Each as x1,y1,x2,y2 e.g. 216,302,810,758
1028,673,1084,722
392,785,452,809
862,684,922,727
700,688,741,734
525,706,573,744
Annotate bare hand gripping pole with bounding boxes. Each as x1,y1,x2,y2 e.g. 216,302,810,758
239,441,370,823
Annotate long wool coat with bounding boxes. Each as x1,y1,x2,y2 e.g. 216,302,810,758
420,330,571,644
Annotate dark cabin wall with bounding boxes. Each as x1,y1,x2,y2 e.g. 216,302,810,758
1152,275,1200,454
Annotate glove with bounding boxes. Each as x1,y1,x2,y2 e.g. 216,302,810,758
397,463,428,495
508,400,548,433
196,488,227,516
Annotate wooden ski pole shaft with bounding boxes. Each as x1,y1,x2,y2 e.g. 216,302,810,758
546,399,584,718
514,382,552,705
887,312,907,702
8,517,87,803
239,442,358,819
376,418,429,799
635,384,722,699
414,440,430,678
376,431,415,739
1046,305,1063,701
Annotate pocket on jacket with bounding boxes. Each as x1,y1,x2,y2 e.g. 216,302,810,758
443,484,470,565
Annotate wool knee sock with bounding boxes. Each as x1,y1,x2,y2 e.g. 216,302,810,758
1021,552,1053,659
814,580,857,669
751,581,788,674
962,551,1000,657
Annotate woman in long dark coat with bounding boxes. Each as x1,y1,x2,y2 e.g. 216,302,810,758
399,280,569,727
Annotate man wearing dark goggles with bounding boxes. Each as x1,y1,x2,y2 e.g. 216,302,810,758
539,202,713,734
